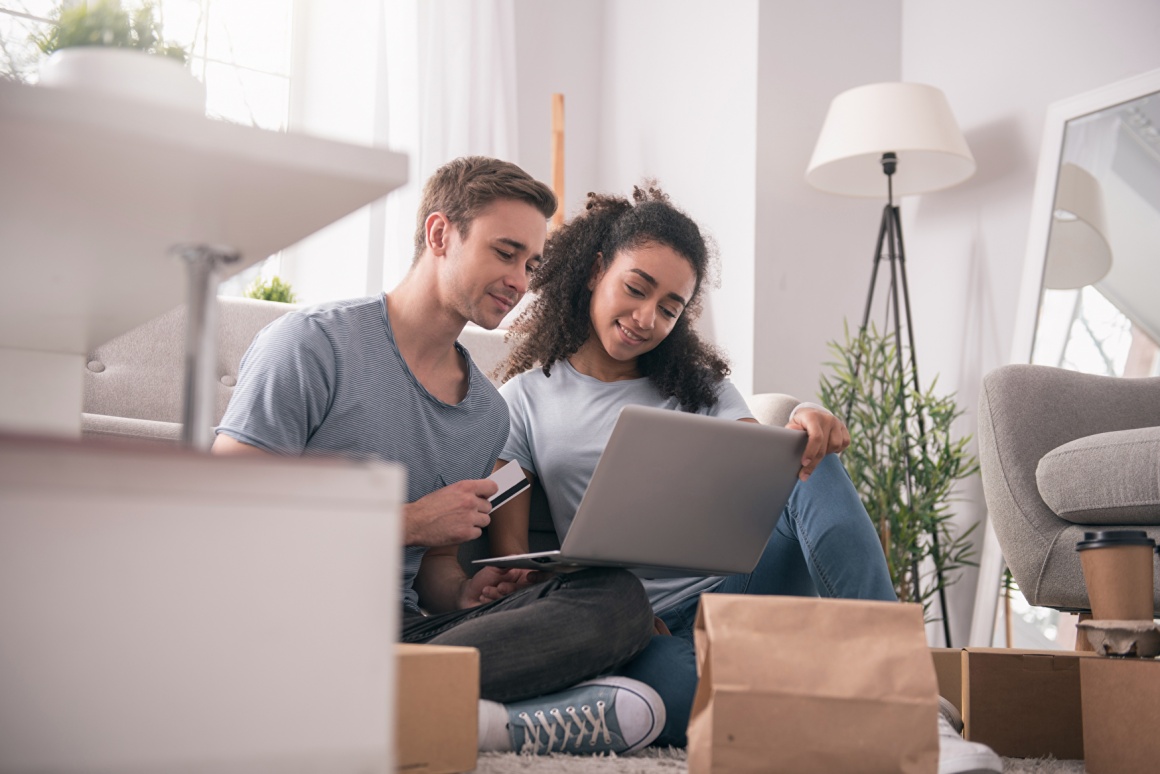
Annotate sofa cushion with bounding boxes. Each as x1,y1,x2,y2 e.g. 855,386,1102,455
1037,426,1160,525
84,297,296,425
82,413,182,445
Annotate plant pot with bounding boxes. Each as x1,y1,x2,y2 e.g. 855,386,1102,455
38,47,205,114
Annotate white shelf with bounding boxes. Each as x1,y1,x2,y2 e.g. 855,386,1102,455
0,80,407,355
0,80,408,435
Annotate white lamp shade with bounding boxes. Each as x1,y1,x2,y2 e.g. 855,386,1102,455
806,82,976,197
1044,162,1113,289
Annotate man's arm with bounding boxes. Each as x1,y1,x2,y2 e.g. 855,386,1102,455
413,545,475,613
414,543,539,613
211,434,272,457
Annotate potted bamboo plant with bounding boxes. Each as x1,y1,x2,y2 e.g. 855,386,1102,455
34,0,203,113
818,323,979,633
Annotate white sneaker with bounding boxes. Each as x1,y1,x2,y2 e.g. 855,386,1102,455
937,696,1002,774
502,677,665,756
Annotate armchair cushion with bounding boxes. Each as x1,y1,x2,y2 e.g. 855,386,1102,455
1037,426,1160,525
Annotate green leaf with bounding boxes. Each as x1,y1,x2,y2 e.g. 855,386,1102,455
244,275,298,304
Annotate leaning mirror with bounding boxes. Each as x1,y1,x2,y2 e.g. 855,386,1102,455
971,68,1160,648
1013,68,1160,373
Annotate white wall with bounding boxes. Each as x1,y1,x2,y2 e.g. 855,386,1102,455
901,0,1160,643
279,0,383,304
512,0,604,223
753,1,902,403
598,0,760,389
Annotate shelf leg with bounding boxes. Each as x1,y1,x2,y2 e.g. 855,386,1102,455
174,245,240,450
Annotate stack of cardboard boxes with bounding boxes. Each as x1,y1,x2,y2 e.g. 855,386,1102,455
389,640,1160,773
931,647,1160,773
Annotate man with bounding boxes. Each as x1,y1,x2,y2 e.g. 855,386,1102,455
212,157,663,755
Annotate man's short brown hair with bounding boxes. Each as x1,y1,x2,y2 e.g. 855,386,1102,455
413,156,557,263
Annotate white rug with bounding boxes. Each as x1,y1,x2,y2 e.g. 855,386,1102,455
473,748,1087,773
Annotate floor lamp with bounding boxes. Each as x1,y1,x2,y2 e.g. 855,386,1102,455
806,82,975,646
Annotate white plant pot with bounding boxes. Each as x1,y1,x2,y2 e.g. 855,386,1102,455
38,47,205,114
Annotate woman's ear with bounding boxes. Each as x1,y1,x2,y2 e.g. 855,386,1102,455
587,252,604,291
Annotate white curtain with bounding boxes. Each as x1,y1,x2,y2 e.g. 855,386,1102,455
274,0,519,302
378,0,519,295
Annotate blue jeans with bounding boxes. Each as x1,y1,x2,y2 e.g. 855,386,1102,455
622,454,897,746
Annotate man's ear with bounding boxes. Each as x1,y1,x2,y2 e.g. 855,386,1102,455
425,212,453,257
587,252,604,291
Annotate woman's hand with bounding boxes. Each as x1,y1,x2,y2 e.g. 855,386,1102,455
787,407,850,481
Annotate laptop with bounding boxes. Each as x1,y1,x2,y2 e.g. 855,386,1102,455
475,404,808,578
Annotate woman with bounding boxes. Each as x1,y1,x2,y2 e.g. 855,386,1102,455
487,185,897,746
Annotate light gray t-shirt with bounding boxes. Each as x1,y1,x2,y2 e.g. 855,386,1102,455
499,360,754,613
217,295,510,612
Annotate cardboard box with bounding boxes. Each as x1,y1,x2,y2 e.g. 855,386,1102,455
930,648,963,716
396,644,479,774
1080,657,1160,774
961,648,1092,760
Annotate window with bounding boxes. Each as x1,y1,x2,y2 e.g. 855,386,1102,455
1035,286,1160,378
2,0,398,305
164,0,294,132
2,2,293,131
0,1,56,81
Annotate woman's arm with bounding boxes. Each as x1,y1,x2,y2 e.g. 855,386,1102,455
486,458,536,557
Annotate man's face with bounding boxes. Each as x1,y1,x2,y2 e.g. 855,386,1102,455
442,199,548,330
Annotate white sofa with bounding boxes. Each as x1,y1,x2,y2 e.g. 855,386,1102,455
82,296,801,566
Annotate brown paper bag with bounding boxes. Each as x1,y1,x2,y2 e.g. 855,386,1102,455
687,595,939,774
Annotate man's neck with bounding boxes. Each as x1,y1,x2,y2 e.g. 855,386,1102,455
385,268,469,398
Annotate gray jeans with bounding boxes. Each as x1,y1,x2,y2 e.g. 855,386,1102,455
401,568,654,702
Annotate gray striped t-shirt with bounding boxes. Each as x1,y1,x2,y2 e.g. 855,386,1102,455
217,294,509,612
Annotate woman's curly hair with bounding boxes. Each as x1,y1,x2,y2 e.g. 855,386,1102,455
499,184,730,412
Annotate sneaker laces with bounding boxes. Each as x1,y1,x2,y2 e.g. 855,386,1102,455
516,700,612,754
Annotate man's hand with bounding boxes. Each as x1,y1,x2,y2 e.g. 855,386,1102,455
464,567,547,607
404,478,499,547
787,407,850,481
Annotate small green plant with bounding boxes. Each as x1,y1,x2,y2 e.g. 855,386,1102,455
244,275,298,304
33,1,188,63
818,322,979,621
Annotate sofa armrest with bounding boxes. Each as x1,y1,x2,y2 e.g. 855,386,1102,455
746,392,800,427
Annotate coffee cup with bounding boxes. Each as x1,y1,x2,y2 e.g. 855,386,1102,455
1076,530,1156,621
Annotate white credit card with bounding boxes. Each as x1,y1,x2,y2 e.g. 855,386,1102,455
488,459,530,509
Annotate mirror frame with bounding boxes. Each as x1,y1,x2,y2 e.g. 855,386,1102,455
1010,67,1160,365
969,67,1160,647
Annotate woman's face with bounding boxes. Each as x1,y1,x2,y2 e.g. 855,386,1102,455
586,242,698,362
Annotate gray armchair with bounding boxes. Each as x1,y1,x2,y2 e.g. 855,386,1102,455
977,364,1160,613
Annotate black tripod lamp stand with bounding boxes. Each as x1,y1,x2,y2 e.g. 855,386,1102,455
806,82,975,646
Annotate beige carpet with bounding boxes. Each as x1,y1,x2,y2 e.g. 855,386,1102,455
474,748,1087,772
